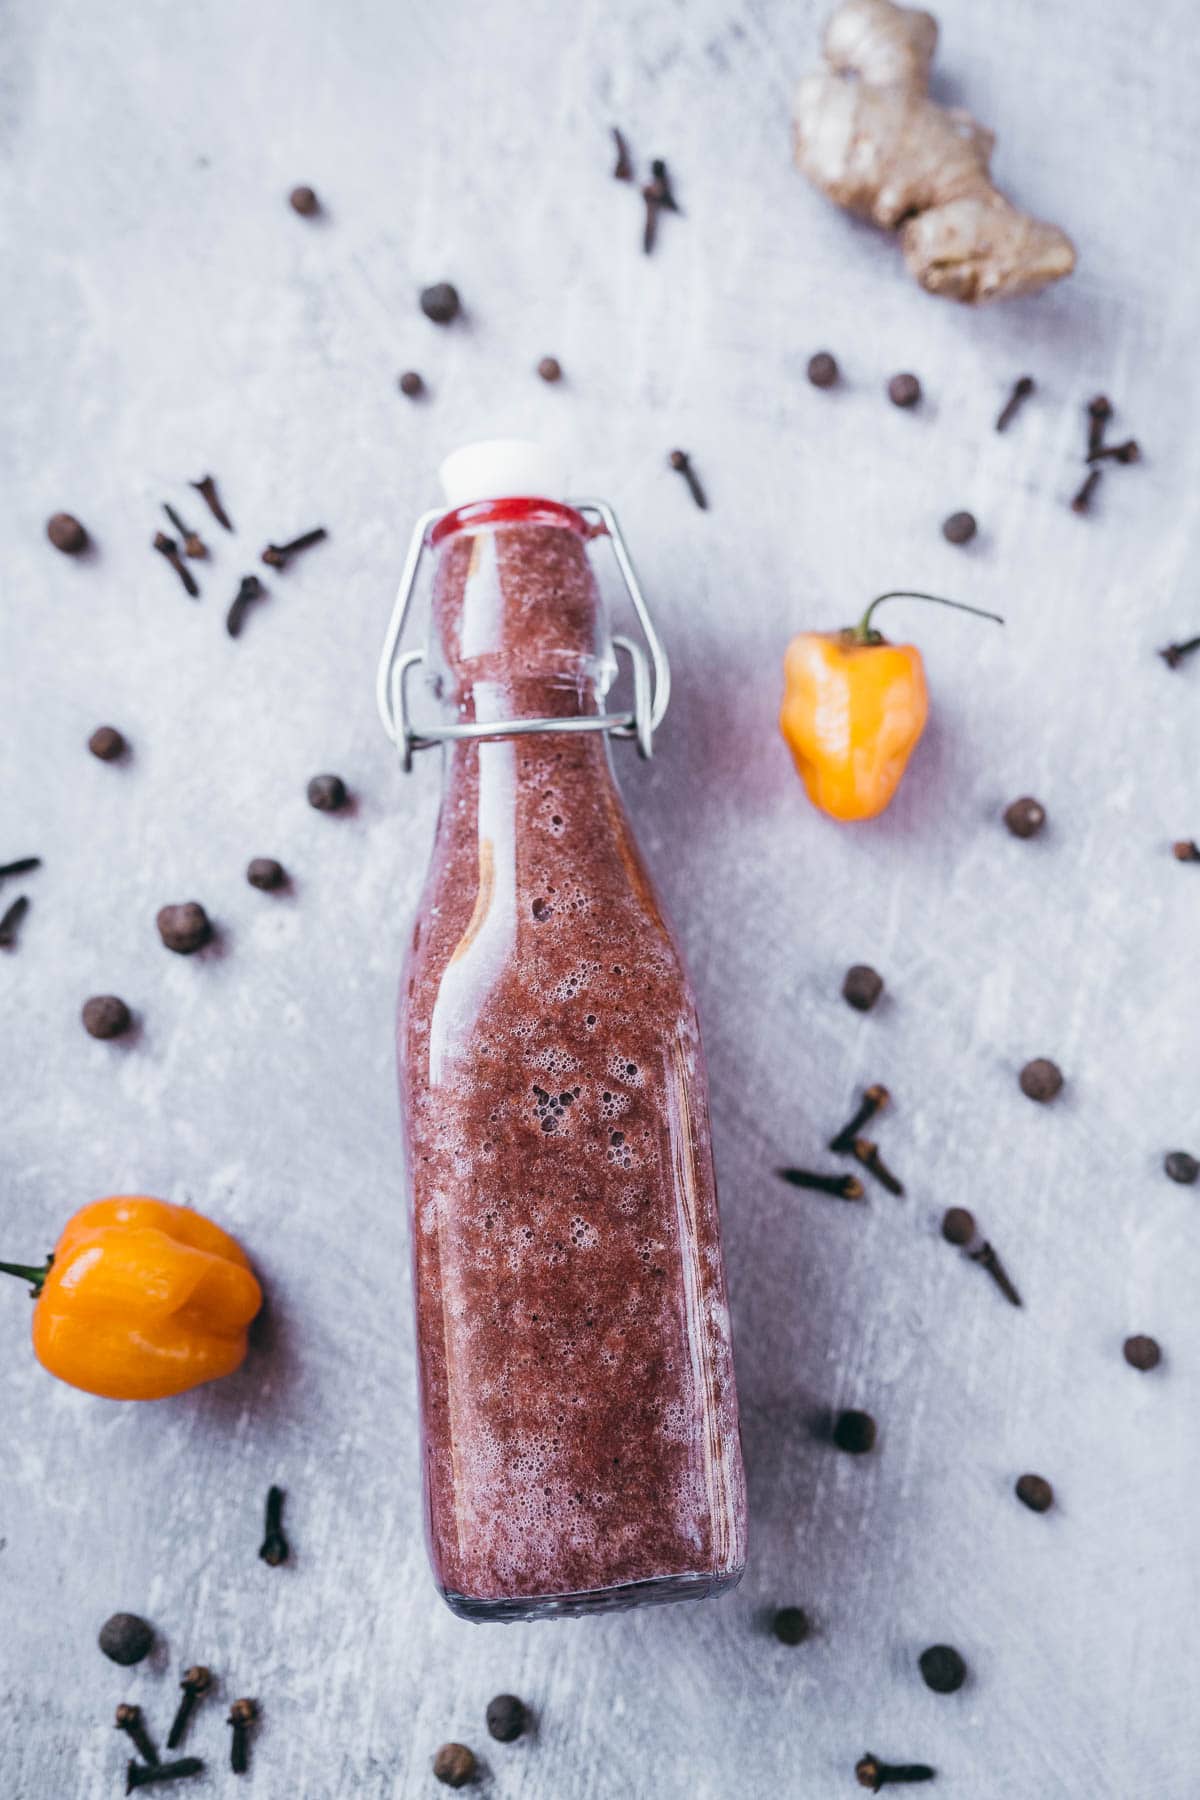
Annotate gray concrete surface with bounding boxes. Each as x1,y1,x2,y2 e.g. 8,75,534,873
2,0,1199,1794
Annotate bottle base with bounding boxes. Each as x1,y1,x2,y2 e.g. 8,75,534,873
439,1564,744,1624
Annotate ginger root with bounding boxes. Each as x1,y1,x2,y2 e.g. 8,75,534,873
793,0,1075,302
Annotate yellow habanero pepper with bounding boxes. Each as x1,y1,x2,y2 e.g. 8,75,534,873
780,591,1004,822
0,1196,262,1400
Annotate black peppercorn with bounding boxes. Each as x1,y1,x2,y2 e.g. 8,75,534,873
156,902,212,955
433,1742,477,1787
398,370,424,397
918,1644,966,1693
1019,1057,1063,1102
771,1606,811,1645
942,510,977,546
82,995,132,1040
47,512,89,554
421,283,461,324
98,1612,154,1666
1124,1334,1161,1371
307,773,348,812
887,372,921,409
842,965,884,1013
1004,796,1045,838
537,356,562,383
247,857,286,891
833,1409,876,1454
1015,1472,1054,1513
941,1207,975,1247
485,1693,528,1742
88,725,126,762
289,185,319,216
807,351,839,389
1164,1150,1199,1185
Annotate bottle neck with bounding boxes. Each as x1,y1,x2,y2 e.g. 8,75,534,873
429,506,615,722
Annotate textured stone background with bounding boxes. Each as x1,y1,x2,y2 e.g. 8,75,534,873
3,0,1199,1794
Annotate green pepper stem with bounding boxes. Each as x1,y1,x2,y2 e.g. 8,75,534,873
0,1257,52,1296
855,590,1006,644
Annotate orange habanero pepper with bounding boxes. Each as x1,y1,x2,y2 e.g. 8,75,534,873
780,591,1004,822
0,1196,262,1400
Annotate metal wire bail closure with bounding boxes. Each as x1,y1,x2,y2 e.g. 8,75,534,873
375,500,671,771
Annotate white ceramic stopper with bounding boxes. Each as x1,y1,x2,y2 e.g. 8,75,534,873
438,439,566,508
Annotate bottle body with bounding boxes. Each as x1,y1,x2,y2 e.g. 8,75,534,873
398,503,747,1619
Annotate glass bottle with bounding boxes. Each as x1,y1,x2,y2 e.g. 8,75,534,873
384,443,747,1620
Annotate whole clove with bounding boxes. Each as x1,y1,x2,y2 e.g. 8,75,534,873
228,1698,258,1775
261,527,327,570
47,512,89,554
258,1485,290,1565
995,375,1034,432
226,575,264,638
776,1167,864,1201
126,1760,204,1793
1088,438,1140,465
852,1138,904,1196
0,895,30,949
0,856,41,880
642,158,679,253
611,126,633,181
1159,634,1200,670
1086,394,1112,458
668,449,707,511
153,532,200,598
856,1753,936,1790
190,475,233,533
1070,468,1102,515
162,504,206,559
1172,839,1199,862
167,1667,212,1751
941,1207,1021,1305
116,1703,159,1767
829,1084,889,1154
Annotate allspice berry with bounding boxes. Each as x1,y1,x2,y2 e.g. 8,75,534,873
887,371,921,409
88,725,126,762
98,1612,154,1666
398,370,425,398
1004,796,1046,839
247,857,286,891
156,902,212,955
433,1742,477,1788
942,510,977,546
307,773,348,812
918,1644,967,1694
832,1409,877,1454
1164,1150,1199,1185
485,1693,528,1742
420,282,461,325
1123,1334,1161,1371
1019,1058,1063,1102
47,512,89,554
1015,1473,1054,1513
771,1606,811,1645
842,964,884,1013
806,351,839,389
82,995,131,1040
537,356,563,383
289,185,319,216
